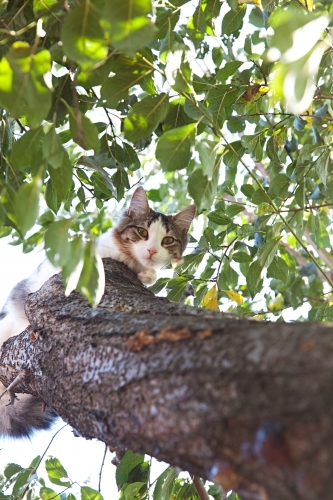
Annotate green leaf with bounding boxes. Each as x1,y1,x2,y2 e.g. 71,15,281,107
48,158,73,201
207,212,232,226
76,240,105,307
116,451,144,486
103,0,156,56
123,482,146,500
156,123,196,171
246,259,263,298
216,61,243,81
61,236,85,297
251,188,269,206
167,276,190,301
258,236,282,268
153,468,178,500
3,464,23,479
316,150,329,187
266,135,280,164
12,469,32,497
44,178,61,214
197,140,219,177
15,177,42,236
188,162,219,212
225,204,244,217
257,202,274,216
241,184,254,199
69,109,100,154
80,487,103,500
176,252,206,274
165,48,193,93
0,42,52,128
232,251,252,263
269,173,290,197
124,93,169,142
43,126,72,170
221,5,246,35
40,487,61,500
267,256,288,283
101,55,153,109
45,458,71,488
61,0,107,66
315,219,330,248
44,218,73,267
10,127,43,170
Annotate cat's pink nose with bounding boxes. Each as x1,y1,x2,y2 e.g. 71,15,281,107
148,249,157,256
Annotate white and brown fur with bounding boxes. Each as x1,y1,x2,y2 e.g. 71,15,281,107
0,187,196,438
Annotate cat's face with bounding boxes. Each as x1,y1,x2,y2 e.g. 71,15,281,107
114,187,196,270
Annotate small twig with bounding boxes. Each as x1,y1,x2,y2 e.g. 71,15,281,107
191,475,210,500
98,444,108,492
20,423,68,499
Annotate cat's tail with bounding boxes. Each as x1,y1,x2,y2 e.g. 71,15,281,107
0,383,58,438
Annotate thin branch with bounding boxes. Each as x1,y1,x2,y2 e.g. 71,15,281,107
20,423,68,499
98,444,108,493
191,476,210,500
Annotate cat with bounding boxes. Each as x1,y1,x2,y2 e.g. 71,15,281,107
0,186,196,437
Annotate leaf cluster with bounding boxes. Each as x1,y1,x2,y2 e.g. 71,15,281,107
0,0,333,316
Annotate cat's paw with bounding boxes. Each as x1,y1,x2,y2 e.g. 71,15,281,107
138,268,157,285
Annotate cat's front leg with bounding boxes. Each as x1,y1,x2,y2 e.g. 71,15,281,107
137,268,157,285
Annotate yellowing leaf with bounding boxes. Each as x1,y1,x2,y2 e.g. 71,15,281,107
259,85,269,94
202,285,219,311
238,0,262,9
298,0,312,11
225,290,243,305
268,293,284,312
304,116,312,125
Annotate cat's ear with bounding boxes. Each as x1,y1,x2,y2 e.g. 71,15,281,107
172,205,196,234
128,187,150,217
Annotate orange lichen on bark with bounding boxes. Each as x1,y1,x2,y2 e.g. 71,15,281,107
156,325,191,342
127,325,192,352
197,328,212,339
301,340,315,352
126,330,156,352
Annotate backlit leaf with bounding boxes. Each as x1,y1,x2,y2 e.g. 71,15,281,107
225,290,243,305
156,123,196,171
124,93,169,142
202,285,219,310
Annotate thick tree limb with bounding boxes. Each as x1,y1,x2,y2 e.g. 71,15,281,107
0,259,333,500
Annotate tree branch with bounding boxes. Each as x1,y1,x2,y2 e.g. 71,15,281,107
0,259,333,500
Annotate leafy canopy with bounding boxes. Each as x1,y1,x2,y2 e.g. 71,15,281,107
0,0,333,320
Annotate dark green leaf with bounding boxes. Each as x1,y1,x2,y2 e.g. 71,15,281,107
10,127,43,171
216,61,243,81
267,256,288,283
221,5,246,35
116,451,144,486
153,468,178,500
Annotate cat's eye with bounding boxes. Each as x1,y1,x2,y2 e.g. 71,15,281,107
137,227,148,238
162,236,175,245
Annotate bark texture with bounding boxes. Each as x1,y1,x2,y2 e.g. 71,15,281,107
0,258,333,500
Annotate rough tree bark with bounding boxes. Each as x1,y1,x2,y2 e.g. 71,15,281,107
0,258,333,500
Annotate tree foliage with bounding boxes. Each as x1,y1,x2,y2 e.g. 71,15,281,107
1,0,333,496
1,0,333,319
